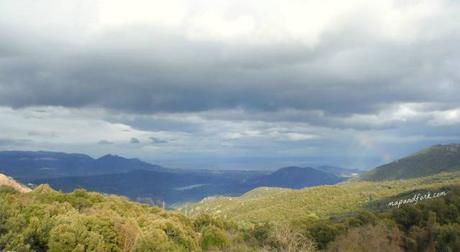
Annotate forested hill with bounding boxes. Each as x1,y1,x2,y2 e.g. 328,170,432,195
362,144,460,181
2,172,460,251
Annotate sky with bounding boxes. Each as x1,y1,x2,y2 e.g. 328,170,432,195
1,0,460,170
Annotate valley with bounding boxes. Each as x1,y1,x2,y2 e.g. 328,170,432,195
2,144,460,251
0,151,348,205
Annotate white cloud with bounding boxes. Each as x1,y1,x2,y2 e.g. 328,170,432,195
97,0,187,28
429,109,460,126
1,0,452,46
0,106,145,145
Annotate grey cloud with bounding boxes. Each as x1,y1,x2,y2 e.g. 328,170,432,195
130,137,140,144
0,138,32,147
98,140,113,145
150,137,168,144
1,1,460,170
1,14,460,118
27,131,57,137
107,114,202,133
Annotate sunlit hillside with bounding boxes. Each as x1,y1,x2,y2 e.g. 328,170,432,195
180,172,460,223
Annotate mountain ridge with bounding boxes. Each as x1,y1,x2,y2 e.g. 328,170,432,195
32,166,344,205
361,143,460,181
0,150,165,180
0,150,349,204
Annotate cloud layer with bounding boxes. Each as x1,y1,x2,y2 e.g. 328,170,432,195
1,0,460,169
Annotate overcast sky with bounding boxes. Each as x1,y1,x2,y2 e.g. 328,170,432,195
1,0,460,170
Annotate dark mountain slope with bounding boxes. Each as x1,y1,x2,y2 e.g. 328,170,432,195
1,151,345,204
0,151,164,180
362,144,460,181
32,169,254,205
32,166,344,205
247,166,344,189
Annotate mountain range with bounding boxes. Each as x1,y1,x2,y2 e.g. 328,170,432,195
3,143,459,205
0,151,165,180
0,151,348,205
32,166,344,205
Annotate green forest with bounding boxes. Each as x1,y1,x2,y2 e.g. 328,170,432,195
1,183,460,251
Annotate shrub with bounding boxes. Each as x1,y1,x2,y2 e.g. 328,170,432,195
201,226,230,250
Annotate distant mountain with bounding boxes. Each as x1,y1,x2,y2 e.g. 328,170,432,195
362,144,460,181
32,169,255,205
0,173,31,193
1,151,346,204
246,166,344,189
0,151,164,180
315,165,364,178
31,166,344,205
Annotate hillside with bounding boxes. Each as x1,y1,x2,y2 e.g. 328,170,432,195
180,171,460,223
0,183,266,251
361,144,460,181
0,173,31,193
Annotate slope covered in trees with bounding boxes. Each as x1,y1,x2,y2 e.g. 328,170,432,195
302,186,460,251
0,183,321,251
0,184,260,251
362,144,460,181
2,181,460,251
180,171,460,223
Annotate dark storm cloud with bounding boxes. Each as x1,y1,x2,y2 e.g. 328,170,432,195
1,11,460,119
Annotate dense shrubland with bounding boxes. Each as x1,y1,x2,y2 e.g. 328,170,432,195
222,186,460,251
0,185,252,251
0,185,318,251
1,184,460,251
296,186,460,251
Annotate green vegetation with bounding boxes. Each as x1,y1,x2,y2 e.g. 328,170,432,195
3,144,460,251
0,185,261,251
310,186,460,251
1,173,460,251
362,144,460,181
181,171,460,223
208,186,460,251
